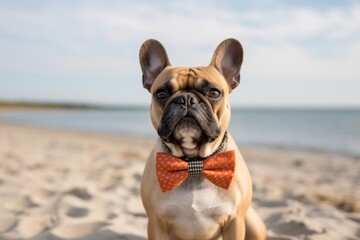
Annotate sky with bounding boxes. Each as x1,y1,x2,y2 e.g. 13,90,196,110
0,0,359,107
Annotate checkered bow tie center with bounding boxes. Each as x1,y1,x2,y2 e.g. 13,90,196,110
156,151,235,192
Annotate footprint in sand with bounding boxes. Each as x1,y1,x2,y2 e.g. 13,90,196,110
59,194,113,222
66,206,89,218
271,220,319,236
64,187,92,200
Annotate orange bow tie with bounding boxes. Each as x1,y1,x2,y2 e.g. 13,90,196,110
156,151,235,192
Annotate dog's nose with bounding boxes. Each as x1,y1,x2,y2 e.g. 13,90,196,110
174,93,199,107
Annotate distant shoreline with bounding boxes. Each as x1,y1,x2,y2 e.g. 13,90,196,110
1,100,360,112
1,105,360,157
0,100,147,111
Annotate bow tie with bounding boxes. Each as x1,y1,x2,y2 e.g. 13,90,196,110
156,151,235,192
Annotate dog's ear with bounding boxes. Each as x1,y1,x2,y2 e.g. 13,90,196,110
210,38,243,90
139,39,171,91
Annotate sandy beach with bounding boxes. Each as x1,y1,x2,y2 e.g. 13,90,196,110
0,121,359,240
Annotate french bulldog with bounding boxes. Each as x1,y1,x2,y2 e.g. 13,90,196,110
139,38,266,240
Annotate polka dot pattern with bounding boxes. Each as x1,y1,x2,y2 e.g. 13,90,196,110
156,150,236,192
203,151,236,190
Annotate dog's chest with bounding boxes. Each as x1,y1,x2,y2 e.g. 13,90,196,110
158,177,235,239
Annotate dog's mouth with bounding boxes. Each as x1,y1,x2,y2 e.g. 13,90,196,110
171,116,203,149
157,95,220,146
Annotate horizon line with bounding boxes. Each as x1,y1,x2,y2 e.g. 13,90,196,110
1,99,360,110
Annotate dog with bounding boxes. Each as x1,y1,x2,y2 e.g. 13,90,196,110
139,38,266,240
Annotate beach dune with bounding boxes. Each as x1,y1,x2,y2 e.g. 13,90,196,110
0,122,359,240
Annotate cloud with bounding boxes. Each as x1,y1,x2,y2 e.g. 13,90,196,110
244,42,360,82
71,2,360,43
0,1,359,106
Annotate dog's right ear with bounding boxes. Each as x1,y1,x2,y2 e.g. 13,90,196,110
139,39,171,91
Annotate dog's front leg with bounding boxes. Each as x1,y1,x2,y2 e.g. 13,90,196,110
148,216,170,240
222,216,246,240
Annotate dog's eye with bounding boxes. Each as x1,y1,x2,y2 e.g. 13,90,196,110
155,89,169,100
208,88,222,99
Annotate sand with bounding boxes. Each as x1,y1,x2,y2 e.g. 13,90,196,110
0,121,359,240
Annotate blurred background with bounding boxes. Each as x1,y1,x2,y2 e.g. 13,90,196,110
0,0,359,155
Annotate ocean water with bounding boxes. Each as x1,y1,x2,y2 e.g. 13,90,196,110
0,108,359,156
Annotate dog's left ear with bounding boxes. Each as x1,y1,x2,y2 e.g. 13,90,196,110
210,38,243,90
139,39,171,91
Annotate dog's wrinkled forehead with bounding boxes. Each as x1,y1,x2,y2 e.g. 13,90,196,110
151,66,229,93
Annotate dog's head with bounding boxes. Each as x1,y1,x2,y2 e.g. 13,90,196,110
139,39,243,158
